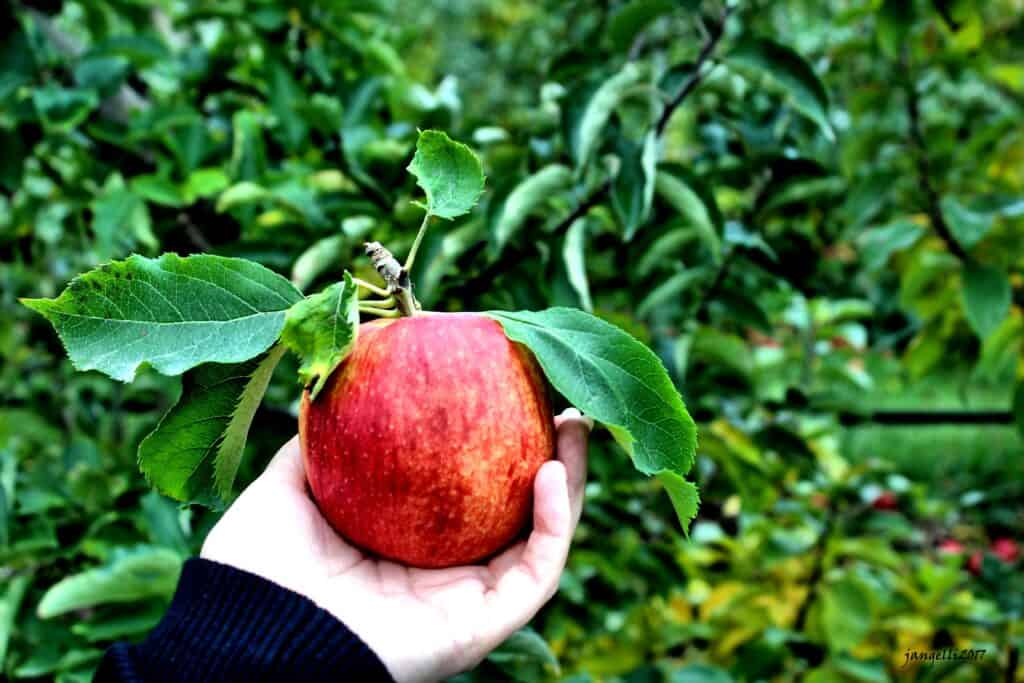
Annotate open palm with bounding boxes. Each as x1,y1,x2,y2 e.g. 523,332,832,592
201,409,591,683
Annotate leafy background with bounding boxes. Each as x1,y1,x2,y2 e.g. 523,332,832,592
2,0,1023,681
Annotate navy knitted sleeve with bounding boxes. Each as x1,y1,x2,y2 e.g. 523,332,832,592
93,558,395,682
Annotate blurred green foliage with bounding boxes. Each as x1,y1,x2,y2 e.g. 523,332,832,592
2,0,1023,681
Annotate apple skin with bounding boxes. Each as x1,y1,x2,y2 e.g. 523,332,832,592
871,491,899,511
299,312,555,568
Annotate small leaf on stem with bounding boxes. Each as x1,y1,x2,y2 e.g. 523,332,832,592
280,272,360,399
407,130,485,220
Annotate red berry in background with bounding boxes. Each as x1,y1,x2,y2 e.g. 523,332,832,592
872,491,898,511
938,539,964,555
991,538,1020,564
830,335,852,350
967,551,983,576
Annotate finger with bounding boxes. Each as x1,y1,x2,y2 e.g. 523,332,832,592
479,460,570,652
261,435,306,490
554,408,590,526
554,407,594,431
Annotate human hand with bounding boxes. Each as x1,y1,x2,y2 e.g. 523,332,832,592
201,407,592,683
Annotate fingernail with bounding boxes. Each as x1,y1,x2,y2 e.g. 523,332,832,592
560,407,594,432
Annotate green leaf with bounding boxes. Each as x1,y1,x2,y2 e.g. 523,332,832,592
612,132,658,241
492,164,573,253
636,267,713,318
821,575,873,652
407,130,485,220
71,604,164,643
0,451,13,548
877,0,915,59
21,254,302,382
268,60,307,153
728,37,833,140
140,491,190,556
413,220,484,308
292,234,347,292
229,110,267,181
0,574,31,665
485,308,698,526
609,0,694,50
657,470,700,530
488,627,561,681
32,85,98,131
856,220,924,271
1013,382,1024,439
183,167,230,201
216,181,272,212
941,196,994,249
636,228,699,279
37,546,181,619
91,183,156,258
138,345,287,506
571,63,643,171
961,261,1011,339
671,665,734,683
281,274,360,400
130,175,186,207
562,219,593,312
73,55,130,94
655,172,721,260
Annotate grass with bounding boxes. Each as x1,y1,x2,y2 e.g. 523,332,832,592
840,366,1022,490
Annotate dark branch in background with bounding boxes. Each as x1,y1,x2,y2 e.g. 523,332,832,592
655,5,734,136
838,410,1013,426
26,8,148,124
547,179,613,237
178,212,213,252
903,63,967,260
552,5,736,233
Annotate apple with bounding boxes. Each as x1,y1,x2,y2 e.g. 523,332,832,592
872,491,898,511
299,312,555,568
991,538,1020,564
937,539,964,555
967,550,983,576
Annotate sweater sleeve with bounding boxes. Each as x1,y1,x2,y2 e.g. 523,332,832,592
93,558,395,683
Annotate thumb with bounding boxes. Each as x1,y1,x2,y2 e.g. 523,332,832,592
260,435,307,491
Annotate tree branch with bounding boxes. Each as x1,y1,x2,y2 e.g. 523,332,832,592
904,67,967,260
549,6,736,235
547,179,613,237
655,5,734,137
27,8,148,124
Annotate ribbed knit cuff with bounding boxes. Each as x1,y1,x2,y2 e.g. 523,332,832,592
130,558,393,682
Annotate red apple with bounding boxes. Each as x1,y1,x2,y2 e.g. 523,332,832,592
991,538,1020,564
299,313,555,568
938,539,964,555
872,491,898,511
967,551,983,576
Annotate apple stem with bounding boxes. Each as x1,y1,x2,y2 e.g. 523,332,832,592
358,304,401,318
403,212,431,273
358,297,396,308
351,277,392,298
364,242,420,316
